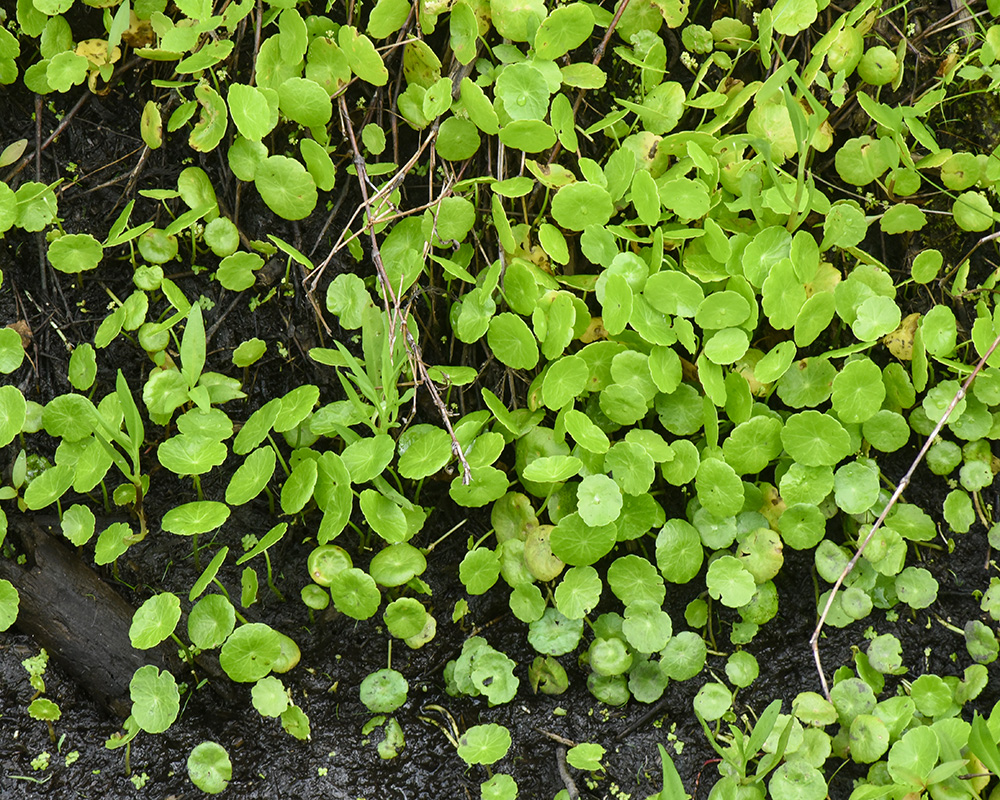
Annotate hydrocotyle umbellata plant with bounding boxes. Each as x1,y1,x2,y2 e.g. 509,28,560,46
5,0,1000,796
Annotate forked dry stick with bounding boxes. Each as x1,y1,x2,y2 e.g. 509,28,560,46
336,96,472,484
811,326,1000,700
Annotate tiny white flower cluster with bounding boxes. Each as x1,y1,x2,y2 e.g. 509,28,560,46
680,51,698,70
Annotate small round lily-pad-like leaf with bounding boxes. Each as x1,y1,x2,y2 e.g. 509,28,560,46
0,579,19,632
280,456,318,515
252,676,290,718
28,697,60,721
576,474,622,527
187,741,232,795
895,566,938,610
953,190,994,232
95,522,133,565
360,668,408,714
130,592,181,649
769,761,828,800
0,385,27,447
188,595,237,650
706,556,755,608
218,251,264,292
218,622,282,682
157,435,228,476
550,512,616,567
487,313,539,370
162,501,231,536
398,424,452,480
384,596,430,638
491,0,545,40
696,458,745,518
435,115,481,161
130,665,180,734
47,233,103,274
227,83,275,142
254,155,318,221
277,77,333,130
495,62,550,121
554,565,603,620
457,723,512,766
831,358,885,423
693,682,732,721
498,119,557,152
0,328,25,374
551,182,614,231
330,567,381,619
369,542,427,587
622,600,672,654
459,548,501,596
23,463,75,511
359,488,409,543
781,411,852,467
534,3,595,60
225,446,277,506
655,520,704,584
527,606,584,656
834,461,880,515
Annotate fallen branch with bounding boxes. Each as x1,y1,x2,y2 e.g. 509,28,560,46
810,326,1000,700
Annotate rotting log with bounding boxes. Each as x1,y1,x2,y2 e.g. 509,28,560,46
0,514,170,718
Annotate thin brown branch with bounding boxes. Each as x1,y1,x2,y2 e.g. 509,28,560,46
335,96,472,484
810,327,1000,699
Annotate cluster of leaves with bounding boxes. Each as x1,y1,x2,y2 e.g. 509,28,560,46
5,0,1000,797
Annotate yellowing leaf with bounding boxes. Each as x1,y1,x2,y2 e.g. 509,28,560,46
883,313,919,361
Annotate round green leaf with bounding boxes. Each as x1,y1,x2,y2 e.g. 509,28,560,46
219,622,282,682
831,358,885,423
833,461,880,515
457,723,512,766
696,458,744,518
436,115,481,160
227,83,275,141
496,62,550,121
47,233,102,274
527,606,584,655
551,182,614,231
187,742,232,795
0,579,19,632
953,191,994,232
188,595,237,650
254,155,318,221
330,567,381,619
656,520,704,584
706,556,755,608
781,411,852,467
0,385,27,447
360,668,408,713
488,313,539,369
576,474,623,526
130,592,181,649
554,565,603,619
162,501,230,535
534,3,594,59
550,512,617,566
130,665,180,734
370,544,427,592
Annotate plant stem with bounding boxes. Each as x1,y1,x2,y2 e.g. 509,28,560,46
264,551,284,601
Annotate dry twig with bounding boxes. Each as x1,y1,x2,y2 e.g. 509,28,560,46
335,96,472,483
811,327,1000,699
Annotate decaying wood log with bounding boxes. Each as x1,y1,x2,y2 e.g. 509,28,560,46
0,514,170,718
